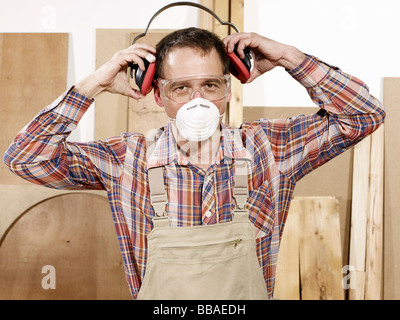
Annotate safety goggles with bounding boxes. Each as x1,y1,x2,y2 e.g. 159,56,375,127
157,74,231,104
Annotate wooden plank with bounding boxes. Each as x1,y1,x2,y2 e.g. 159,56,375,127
0,193,131,300
348,135,371,300
298,197,344,300
230,0,244,32
199,0,215,31
128,31,172,135
365,125,384,299
274,199,301,300
348,123,384,300
200,0,244,128
200,0,228,125
213,0,230,38
228,0,244,128
244,106,353,265
275,196,344,300
383,77,400,299
0,33,69,185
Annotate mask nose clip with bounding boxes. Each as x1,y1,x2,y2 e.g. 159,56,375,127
187,103,210,111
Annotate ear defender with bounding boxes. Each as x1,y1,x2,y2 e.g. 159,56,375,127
131,45,252,95
130,2,253,96
130,59,156,96
227,44,252,84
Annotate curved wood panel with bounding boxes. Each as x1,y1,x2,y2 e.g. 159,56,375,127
0,193,132,300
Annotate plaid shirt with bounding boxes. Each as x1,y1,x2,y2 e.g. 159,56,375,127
4,55,385,299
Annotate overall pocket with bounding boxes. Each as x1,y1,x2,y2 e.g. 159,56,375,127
156,237,251,300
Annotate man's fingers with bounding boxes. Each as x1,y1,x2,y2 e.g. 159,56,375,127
246,68,261,84
130,89,145,100
223,33,253,59
120,85,145,100
113,45,156,70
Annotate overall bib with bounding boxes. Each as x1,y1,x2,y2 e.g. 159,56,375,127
137,130,268,300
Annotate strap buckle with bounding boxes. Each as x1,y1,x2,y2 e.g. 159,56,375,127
150,193,167,217
233,186,248,211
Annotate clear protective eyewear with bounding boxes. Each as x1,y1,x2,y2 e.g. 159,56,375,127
157,74,231,104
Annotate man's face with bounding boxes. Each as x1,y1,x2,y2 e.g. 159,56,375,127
154,47,231,119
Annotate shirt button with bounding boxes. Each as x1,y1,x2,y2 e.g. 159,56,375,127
205,210,212,218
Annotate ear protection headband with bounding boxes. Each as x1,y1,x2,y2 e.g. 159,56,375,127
130,1,252,95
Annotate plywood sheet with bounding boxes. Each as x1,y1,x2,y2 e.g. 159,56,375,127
0,184,105,240
95,29,133,140
0,33,69,185
383,77,400,300
128,31,172,135
0,193,131,300
95,30,173,139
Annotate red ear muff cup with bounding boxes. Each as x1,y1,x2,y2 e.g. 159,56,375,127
140,62,156,95
228,51,251,84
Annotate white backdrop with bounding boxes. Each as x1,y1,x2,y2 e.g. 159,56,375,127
1,0,398,141
244,0,400,108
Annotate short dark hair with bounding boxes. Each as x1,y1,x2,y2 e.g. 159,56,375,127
155,27,230,79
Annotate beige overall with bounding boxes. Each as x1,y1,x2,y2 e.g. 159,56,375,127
137,130,268,300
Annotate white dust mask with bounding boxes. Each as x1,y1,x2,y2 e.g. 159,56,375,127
174,98,222,142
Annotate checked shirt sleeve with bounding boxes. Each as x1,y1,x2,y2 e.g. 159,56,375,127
3,87,126,191
262,55,386,182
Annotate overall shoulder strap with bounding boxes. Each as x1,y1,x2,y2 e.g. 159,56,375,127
146,132,167,219
147,128,249,220
232,128,249,213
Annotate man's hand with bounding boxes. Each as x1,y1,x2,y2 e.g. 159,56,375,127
74,43,156,99
223,32,306,83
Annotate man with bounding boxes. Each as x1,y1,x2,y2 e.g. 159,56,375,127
4,28,385,299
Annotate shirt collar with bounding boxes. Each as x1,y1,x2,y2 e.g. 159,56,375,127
146,122,252,170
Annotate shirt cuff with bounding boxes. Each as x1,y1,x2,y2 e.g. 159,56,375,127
45,86,94,122
287,54,338,88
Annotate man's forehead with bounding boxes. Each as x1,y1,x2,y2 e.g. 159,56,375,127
161,47,224,78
